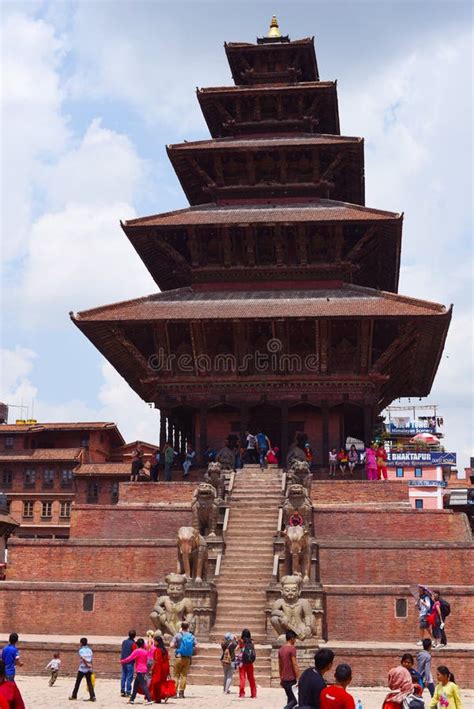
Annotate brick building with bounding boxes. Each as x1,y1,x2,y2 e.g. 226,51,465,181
0,421,159,537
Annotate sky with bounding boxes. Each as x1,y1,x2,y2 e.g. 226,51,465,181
1,0,473,467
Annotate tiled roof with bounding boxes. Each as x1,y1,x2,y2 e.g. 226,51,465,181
168,134,361,151
0,448,83,462
124,200,401,229
72,285,449,323
198,81,336,94
74,463,131,477
226,38,314,49
0,422,120,434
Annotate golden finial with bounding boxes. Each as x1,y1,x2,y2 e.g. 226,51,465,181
267,16,282,39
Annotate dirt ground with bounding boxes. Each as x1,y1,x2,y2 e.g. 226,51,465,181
12,675,474,709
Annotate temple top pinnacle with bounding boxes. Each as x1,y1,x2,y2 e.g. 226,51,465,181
257,15,290,44
267,16,281,38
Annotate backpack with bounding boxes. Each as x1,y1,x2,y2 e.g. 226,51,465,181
241,641,256,665
177,632,195,657
439,598,451,618
403,695,425,709
221,647,232,665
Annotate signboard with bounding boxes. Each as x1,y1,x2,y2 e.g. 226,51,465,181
387,451,456,466
386,425,436,435
408,480,448,488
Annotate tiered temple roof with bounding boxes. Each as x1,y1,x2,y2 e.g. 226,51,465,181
72,18,451,459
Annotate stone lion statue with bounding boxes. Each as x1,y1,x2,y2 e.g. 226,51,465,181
203,461,225,502
215,445,235,471
287,460,313,495
283,483,312,528
191,482,219,537
286,443,307,469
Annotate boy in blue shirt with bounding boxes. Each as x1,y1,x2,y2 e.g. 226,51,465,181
1,633,23,681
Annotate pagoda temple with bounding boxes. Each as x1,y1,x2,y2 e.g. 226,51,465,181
72,18,451,466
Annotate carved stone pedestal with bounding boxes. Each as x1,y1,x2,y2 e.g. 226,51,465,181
152,580,217,641
269,641,321,687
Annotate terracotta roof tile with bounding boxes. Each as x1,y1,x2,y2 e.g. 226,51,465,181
198,81,336,94
74,463,131,477
73,285,449,323
0,448,83,462
124,200,400,229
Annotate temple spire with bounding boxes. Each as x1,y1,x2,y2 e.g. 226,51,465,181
257,15,290,44
267,16,282,39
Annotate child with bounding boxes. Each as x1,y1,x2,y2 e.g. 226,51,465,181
337,448,348,475
329,448,337,477
320,662,355,709
45,652,61,686
417,638,435,696
429,666,462,709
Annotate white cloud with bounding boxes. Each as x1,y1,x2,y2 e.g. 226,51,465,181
1,347,159,444
1,12,69,262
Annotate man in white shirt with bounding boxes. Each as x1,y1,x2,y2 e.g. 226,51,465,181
69,637,96,702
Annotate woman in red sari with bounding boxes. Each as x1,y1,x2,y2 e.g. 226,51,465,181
149,635,171,703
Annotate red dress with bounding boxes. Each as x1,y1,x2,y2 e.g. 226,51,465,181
149,647,171,702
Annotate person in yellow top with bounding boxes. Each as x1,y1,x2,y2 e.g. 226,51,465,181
430,666,462,709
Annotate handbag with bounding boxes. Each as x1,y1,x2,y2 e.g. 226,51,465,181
163,677,176,698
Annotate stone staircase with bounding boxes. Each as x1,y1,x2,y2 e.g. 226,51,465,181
188,465,283,687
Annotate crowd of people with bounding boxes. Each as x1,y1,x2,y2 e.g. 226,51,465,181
0,625,466,708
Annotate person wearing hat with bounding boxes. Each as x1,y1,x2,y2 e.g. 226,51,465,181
220,632,238,695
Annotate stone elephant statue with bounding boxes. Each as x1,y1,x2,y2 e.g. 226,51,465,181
284,525,311,583
177,526,208,583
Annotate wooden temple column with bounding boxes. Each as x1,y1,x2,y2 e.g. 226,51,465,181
239,403,248,448
280,402,289,468
199,405,208,464
159,411,167,447
363,404,373,446
322,401,329,468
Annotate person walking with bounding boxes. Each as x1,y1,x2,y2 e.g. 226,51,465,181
429,666,462,709
183,443,196,478
320,663,355,709
238,629,257,699
171,622,197,699
278,630,300,709
429,590,448,648
0,660,25,709
1,633,23,682
149,635,171,703
256,430,271,469
120,637,152,705
376,444,388,480
297,648,335,709
68,637,96,702
365,444,378,481
151,449,161,482
382,663,413,709
120,630,137,698
45,652,61,687
416,586,433,644
245,431,258,465
220,632,238,695
417,639,435,697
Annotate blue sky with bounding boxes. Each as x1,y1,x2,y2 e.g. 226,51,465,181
1,1,473,467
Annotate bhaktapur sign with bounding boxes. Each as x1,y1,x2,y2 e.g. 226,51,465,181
408,480,448,487
387,452,456,466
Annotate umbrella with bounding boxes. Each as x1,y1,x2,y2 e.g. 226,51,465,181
410,433,439,445
409,584,433,598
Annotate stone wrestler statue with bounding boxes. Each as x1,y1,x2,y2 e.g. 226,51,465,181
270,574,316,642
150,573,196,638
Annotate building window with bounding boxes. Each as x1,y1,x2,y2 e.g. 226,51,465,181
87,481,99,503
414,467,423,478
60,501,71,518
24,469,36,487
23,501,34,518
83,593,94,612
41,501,53,518
43,469,54,487
415,499,424,510
395,598,408,618
61,470,74,488
396,467,404,478
4,437,13,449
1,469,13,488
111,482,119,504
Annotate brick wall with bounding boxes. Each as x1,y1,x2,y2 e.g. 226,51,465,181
323,586,474,642
313,508,472,541
69,504,192,539
6,539,177,582
311,480,409,504
118,482,195,504
318,542,473,584
0,583,157,636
